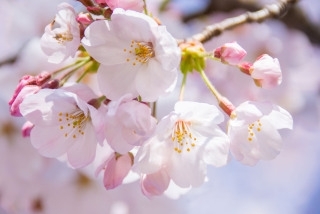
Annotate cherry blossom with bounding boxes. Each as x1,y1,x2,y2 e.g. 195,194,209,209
104,94,156,154
214,41,247,65
19,84,105,168
239,54,282,89
40,3,80,64
228,101,293,166
82,8,180,102
135,101,230,195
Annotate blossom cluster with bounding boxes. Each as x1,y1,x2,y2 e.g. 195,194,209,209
8,0,293,197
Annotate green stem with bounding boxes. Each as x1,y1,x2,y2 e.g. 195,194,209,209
179,72,188,101
199,69,222,102
76,61,93,83
60,57,91,85
143,0,148,14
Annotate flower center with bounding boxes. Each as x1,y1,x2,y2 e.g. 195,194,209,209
58,108,89,139
50,20,73,44
171,120,196,153
53,32,73,43
124,40,155,66
247,119,262,142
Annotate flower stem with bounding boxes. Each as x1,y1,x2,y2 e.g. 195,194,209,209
198,69,222,102
143,0,148,14
179,72,188,101
76,61,94,82
60,57,91,85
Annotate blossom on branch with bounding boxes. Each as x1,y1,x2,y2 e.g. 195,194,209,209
82,8,180,102
41,3,80,63
135,101,230,196
19,84,105,168
239,54,282,89
214,41,247,65
228,101,293,166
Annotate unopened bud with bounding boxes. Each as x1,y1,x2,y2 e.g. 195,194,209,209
41,79,60,89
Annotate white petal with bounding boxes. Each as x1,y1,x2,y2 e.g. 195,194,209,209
67,123,97,168
97,64,138,100
167,149,206,188
31,125,74,157
135,60,177,102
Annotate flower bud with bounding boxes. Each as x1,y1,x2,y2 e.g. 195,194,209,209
214,41,246,65
250,54,282,89
103,153,133,190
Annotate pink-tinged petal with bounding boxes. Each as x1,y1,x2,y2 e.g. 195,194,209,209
111,8,157,41
141,169,170,198
103,153,133,190
231,101,266,125
21,121,34,137
268,105,293,130
167,151,206,188
153,26,181,71
20,89,77,126
30,125,74,157
202,129,230,167
105,117,135,153
174,101,224,125
229,116,283,166
135,138,167,174
67,123,97,168
62,83,97,102
135,60,177,102
82,21,128,65
97,64,138,100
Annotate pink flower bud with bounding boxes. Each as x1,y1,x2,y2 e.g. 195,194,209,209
77,12,94,25
214,41,247,65
9,85,40,116
103,153,133,190
250,54,282,89
8,75,36,106
35,71,51,86
9,72,53,116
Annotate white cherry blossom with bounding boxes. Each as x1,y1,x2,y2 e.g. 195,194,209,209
81,8,180,102
228,101,293,165
41,3,80,63
19,84,105,168
135,101,230,195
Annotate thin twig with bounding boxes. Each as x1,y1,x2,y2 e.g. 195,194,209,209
183,0,298,43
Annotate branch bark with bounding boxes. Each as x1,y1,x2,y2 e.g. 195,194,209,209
181,0,320,45
182,0,299,43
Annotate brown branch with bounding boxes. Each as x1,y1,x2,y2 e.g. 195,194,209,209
182,0,298,43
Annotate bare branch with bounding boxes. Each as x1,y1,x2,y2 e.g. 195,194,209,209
182,0,299,44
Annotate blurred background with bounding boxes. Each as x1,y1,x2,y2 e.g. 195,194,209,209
1,0,320,213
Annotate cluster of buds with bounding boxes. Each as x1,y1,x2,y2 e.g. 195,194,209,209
8,0,293,197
